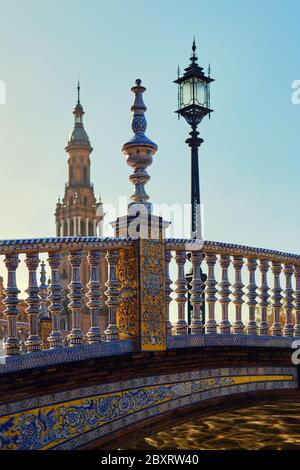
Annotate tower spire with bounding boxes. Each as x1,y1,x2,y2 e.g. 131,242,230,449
66,81,91,148
77,79,80,104
73,80,84,126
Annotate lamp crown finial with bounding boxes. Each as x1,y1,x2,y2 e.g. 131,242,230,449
192,37,196,52
191,37,198,63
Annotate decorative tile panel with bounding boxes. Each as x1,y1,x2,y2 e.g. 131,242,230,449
116,246,139,342
139,239,166,351
0,366,297,450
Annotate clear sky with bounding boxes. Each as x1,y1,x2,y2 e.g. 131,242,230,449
0,0,299,253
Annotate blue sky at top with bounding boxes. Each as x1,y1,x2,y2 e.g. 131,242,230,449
0,0,299,254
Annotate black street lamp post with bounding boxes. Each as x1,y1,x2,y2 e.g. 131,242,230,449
174,39,214,239
175,40,214,327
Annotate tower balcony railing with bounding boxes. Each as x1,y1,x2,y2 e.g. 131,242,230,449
0,236,299,372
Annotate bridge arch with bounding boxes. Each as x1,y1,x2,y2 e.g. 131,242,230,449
82,389,300,450
0,342,298,450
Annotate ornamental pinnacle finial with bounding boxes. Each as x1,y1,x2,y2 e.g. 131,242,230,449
122,79,158,213
74,80,84,122
77,79,80,104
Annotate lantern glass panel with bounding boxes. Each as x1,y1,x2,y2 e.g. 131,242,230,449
195,79,207,107
181,80,192,107
179,77,209,108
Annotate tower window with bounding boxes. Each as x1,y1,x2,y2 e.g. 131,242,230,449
83,166,87,182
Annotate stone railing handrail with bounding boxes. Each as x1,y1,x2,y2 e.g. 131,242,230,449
1,237,297,264
0,236,133,255
166,239,300,264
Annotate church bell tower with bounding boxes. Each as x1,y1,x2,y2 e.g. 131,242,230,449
55,82,103,240
55,83,106,331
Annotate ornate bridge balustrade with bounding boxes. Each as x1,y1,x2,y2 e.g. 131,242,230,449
166,239,300,341
0,236,300,450
1,236,300,370
0,237,134,359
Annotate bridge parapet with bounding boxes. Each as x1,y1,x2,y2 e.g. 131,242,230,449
0,237,134,362
167,238,300,338
0,236,299,373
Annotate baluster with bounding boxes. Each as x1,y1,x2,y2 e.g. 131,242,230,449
219,255,231,334
165,249,173,336
175,250,188,335
258,259,270,335
48,251,64,348
294,265,300,337
19,328,26,353
68,250,84,346
3,325,8,342
271,261,282,336
105,250,120,341
190,251,204,334
232,256,245,334
39,261,49,319
283,264,294,336
86,250,102,343
246,258,258,335
205,253,218,334
3,254,20,355
25,252,42,352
